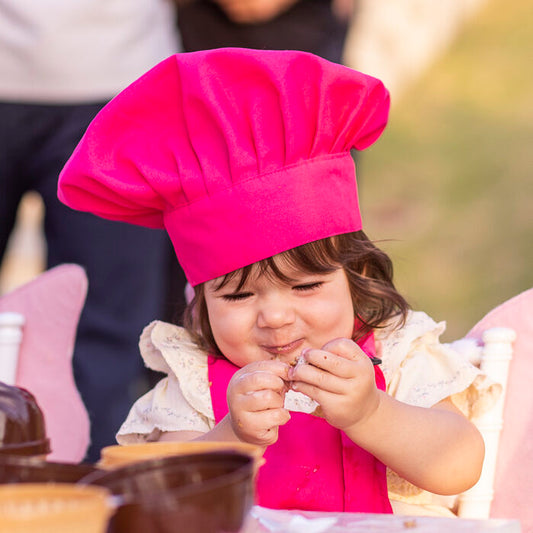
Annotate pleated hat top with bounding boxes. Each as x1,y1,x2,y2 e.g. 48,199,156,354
58,48,390,285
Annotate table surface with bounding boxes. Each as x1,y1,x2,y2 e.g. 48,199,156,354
241,506,521,533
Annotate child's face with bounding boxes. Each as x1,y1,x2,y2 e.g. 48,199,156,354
204,260,355,367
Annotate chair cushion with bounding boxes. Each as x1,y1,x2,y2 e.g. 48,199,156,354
0,264,90,462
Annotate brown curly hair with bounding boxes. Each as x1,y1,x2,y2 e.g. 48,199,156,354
183,230,409,356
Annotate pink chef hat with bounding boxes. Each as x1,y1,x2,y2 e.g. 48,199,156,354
58,48,390,286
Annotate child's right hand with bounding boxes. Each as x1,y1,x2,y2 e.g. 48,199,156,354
227,360,291,446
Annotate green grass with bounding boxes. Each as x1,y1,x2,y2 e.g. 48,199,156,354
359,0,533,340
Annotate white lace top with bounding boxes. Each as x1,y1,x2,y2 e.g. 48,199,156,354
117,311,500,445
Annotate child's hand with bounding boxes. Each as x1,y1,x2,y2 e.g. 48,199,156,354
289,338,380,432
227,360,291,446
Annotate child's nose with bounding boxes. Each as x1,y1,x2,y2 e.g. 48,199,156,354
257,296,295,329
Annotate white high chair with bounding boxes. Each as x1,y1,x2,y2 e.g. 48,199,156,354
0,311,25,385
0,264,91,463
455,288,533,528
455,327,516,519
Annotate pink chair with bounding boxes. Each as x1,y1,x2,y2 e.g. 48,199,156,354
0,264,90,463
457,288,533,530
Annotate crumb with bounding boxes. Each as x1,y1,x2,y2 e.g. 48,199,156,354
289,360,298,367
312,405,324,418
208,381,212,387
403,519,417,529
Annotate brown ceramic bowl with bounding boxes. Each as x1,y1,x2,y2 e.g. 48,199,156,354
79,451,255,533
0,455,97,484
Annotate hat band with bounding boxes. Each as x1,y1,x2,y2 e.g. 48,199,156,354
164,153,362,285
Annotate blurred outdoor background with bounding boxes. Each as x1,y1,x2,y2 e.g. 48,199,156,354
1,0,531,342
351,0,532,340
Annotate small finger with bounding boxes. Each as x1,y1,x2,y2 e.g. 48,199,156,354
301,348,356,379
234,408,291,443
291,361,346,394
247,359,291,380
321,337,370,363
290,380,339,405
244,388,286,411
233,365,289,394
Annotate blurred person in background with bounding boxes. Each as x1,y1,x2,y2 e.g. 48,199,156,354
176,0,356,64
0,0,181,462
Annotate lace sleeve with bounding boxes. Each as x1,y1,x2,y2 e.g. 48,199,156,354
116,373,214,445
116,320,216,445
377,311,500,415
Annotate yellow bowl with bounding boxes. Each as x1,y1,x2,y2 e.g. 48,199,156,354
99,441,264,470
0,483,113,533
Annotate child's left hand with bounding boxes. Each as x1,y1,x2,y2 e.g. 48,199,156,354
288,338,381,432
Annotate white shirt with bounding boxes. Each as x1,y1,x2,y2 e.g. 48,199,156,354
0,0,180,102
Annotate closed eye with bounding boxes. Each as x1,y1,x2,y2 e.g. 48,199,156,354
293,282,323,292
221,292,253,302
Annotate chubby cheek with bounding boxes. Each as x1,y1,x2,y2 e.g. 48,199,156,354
305,295,355,342
207,305,254,366
214,336,255,368
325,308,355,340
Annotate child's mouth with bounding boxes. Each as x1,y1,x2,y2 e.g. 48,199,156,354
262,338,304,357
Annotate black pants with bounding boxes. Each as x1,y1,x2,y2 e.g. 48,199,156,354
0,102,169,461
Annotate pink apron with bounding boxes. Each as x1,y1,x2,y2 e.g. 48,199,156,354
208,332,392,513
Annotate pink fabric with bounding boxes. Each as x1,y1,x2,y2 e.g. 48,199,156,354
57,48,390,285
0,265,90,462
465,288,533,529
207,331,391,513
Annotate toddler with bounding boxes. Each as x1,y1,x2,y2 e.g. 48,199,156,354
58,48,488,513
